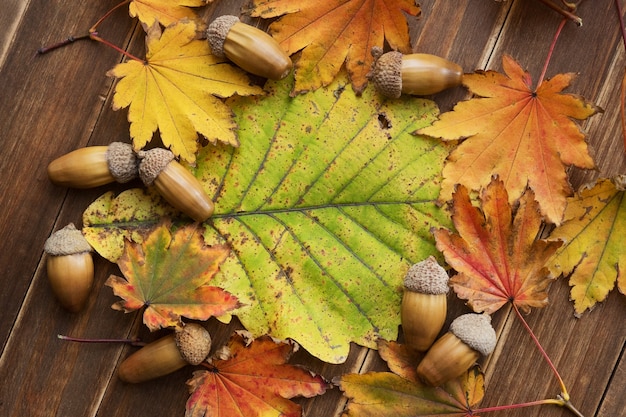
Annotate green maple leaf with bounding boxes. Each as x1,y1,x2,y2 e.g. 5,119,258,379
106,222,240,330
83,71,451,363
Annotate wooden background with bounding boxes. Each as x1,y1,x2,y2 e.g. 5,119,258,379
1,0,625,416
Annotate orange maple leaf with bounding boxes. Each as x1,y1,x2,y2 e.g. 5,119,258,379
106,222,240,330
185,333,328,417
418,55,598,224
434,177,563,314
248,0,420,95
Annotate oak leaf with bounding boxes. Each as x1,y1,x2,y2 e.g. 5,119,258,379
547,176,626,316
106,221,240,330
108,20,263,163
418,55,598,224
434,177,563,314
129,0,207,27
340,340,484,416
185,333,328,417
83,71,451,363
248,0,420,95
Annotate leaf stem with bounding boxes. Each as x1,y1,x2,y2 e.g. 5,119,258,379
472,395,586,416
559,394,587,417
35,0,143,63
537,17,568,87
512,304,569,400
36,34,93,55
58,334,146,347
89,31,145,63
89,0,131,33
472,397,564,414
537,0,583,26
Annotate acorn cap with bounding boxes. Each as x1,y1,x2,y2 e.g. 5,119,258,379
175,324,212,365
403,256,449,295
137,148,175,186
106,142,139,183
449,313,497,356
369,47,403,99
207,15,240,58
44,223,92,256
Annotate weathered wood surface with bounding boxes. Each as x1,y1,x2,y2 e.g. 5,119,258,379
0,1,624,416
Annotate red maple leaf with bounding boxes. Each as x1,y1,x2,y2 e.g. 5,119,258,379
186,333,329,417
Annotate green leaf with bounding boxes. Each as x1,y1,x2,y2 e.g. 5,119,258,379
83,72,450,363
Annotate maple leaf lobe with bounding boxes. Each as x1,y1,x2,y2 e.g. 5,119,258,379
418,55,598,224
106,222,239,330
108,20,262,163
547,177,626,316
435,178,562,315
185,333,328,417
248,0,420,94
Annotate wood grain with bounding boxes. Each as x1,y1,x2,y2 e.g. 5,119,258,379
0,1,624,417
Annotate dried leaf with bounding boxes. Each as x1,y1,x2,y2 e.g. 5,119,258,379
129,0,207,27
248,0,420,95
548,176,626,316
108,20,263,163
418,55,598,224
340,367,484,417
106,222,240,330
376,339,421,382
84,71,451,363
434,177,563,314
185,333,328,417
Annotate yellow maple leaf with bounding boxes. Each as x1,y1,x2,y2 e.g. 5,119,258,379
129,0,208,27
548,176,626,316
418,55,598,224
108,21,263,163
248,0,420,95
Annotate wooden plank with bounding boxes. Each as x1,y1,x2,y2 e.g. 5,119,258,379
482,277,626,416
596,348,626,416
472,3,626,416
0,1,624,417
0,0,138,415
0,0,29,67
0,0,135,351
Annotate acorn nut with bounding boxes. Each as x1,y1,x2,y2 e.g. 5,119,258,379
207,15,292,80
44,223,94,312
416,313,497,386
138,148,214,222
369,47,463,98
47,142,138,188
401,256,449,352
118,323,212,383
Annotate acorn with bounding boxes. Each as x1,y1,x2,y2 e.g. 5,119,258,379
44,223,94,312
207,15,292,80
416,313,497,386
138,148,214,222
401,256,449,352
47,142,138,188
118,323,212,383
368,47,463,98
